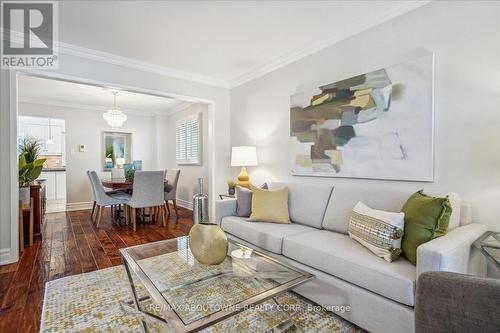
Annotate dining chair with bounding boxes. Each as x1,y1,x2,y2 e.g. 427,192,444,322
87,170,122,221
89,171,131,227
111,168,125,179
126,171,166,231
164,169,181,217
87,170,98,221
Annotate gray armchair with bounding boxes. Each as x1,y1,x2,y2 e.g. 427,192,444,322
415,271,500,333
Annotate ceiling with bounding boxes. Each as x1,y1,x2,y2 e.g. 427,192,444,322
57,1,429,87
18,75,191,116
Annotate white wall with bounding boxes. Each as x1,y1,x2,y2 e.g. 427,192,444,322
1,50,231,264
230,1,500,231
156,103,209,208
19,102,157,206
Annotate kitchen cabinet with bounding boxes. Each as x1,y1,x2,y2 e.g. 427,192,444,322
40,172,56,200
18,116,65,156
39,171,66,201
55,171,67,199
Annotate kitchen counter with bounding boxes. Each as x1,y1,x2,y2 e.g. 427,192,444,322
42,168,66,172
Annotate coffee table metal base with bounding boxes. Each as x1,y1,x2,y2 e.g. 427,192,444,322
123,260,302,333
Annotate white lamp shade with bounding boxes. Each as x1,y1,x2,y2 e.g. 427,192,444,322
231,146,258,167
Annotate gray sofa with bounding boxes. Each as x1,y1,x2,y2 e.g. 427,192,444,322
215,182,488,333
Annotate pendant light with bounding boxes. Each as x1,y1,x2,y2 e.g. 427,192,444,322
103,91,127,130
46,118,54,145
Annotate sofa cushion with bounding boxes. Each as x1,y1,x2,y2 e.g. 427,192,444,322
267,182,333,228
322,187,462,234
401,191,452,265
348,201,405,262
221,216,316,254
282,230,416,306
236,186,252,217
248,185,290,224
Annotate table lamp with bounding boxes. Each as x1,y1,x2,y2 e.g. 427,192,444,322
231,146,258,188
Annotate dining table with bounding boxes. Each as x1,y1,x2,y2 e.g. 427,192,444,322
101,178,169,191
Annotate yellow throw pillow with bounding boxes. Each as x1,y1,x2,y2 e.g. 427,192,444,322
247,185,290,224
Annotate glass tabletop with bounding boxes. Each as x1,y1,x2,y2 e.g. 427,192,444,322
120,236,313,332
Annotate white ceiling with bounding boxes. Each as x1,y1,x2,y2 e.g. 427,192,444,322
58,1,429,87
18,75,191,116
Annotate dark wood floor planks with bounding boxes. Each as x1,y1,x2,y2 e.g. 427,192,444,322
0,204,193,333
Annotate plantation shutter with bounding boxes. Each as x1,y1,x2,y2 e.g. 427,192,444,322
176,113,201,165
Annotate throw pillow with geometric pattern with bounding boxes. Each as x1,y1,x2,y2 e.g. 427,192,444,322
348,201,405,262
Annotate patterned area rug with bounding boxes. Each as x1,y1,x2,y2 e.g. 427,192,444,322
41,265,364,332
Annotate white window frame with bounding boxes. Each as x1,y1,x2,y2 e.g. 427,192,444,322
176,113,202,165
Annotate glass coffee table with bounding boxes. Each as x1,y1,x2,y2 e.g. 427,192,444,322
120,236,314,333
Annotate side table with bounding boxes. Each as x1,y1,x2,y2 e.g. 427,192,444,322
19,198,34,252
473,231,500,270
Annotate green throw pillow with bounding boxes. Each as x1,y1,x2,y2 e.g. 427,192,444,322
401,190,452,265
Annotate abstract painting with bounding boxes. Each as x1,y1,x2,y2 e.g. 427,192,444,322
290,53,434,181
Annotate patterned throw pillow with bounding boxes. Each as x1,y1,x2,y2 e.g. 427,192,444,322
348,202,405,262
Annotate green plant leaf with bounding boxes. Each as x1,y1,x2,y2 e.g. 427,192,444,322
26,164,43,182
33,158,46,168
19,152,27,170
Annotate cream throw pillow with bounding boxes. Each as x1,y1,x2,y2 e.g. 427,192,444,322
348,202,405,262
247,185,290,224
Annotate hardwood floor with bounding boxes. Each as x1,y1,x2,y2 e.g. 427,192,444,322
0,205,193,333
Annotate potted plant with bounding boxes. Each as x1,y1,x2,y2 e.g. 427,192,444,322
18,138,46,205
125,168,136,182
227,179,236,196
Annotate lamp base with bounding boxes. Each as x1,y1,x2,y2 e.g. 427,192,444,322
236,167,251,188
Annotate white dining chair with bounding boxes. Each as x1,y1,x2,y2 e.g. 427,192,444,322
125,171,166,231
89,171,131,227
164,169,180,217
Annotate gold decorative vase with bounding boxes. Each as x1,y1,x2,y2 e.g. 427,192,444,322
189,223,228,265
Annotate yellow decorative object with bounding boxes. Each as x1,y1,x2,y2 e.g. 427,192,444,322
247,186,290,224
231,146,258,189
237,166,251,188
189,223,228,265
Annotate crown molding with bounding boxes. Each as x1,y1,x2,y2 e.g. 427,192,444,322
7,1,430,90
153,101,194,116
19,96,193,117
58,41,231,89
6,30,230,89
228,0,431,88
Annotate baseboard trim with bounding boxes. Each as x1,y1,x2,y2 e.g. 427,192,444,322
67,200,192,212
66,201,94,211
175,199,193,211
0,248,17,265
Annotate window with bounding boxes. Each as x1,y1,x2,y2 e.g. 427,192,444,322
176,113,201,165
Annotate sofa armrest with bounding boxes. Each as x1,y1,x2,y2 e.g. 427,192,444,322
416,223,488,277
215,199,237,225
